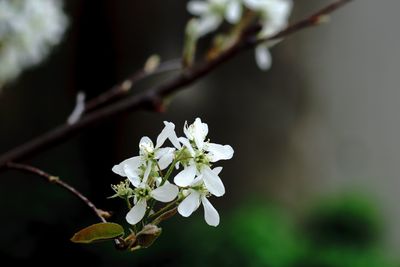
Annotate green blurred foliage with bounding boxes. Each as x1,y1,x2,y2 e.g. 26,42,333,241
114,195,398,267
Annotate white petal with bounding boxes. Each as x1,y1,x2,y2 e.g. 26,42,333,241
124,165,141,187
178,137,195,156
151,183,179,202
157,149,175,170
197,15,222,36
202,166,225,197
193,118,207,150
201,196,220,226
255,44,272,71
213,166,223,175
174,164,197,187
111,156,141,177
191,175,204,186
178,190,201,217
183,121,191,140
139,136,154,154
155,123,171,148
187,1,209,16
113,156,143,187
226,1,242,24
205,143,234,162
142,161,152,184
126,199,147,225
166,121,182,149
155,147,173,158
156,121,181,149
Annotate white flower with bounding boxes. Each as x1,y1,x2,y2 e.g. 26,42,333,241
125,163,179,225
112,121,181,186
244,0,293,70
0,0,68,88
187,0,234,36
174,118,233,197
177,167,223,226
186,0,293,70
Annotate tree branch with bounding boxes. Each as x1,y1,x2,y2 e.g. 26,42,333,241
84,58,182,113
5,162,128,249
0,0,353,169
5,162,107,223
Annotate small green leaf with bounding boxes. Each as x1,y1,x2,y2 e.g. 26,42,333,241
71,222,124,244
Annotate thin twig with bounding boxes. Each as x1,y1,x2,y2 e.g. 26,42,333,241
5,162,128,249
0,0,353,169
5,162,107,222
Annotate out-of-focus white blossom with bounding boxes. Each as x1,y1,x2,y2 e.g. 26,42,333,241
186,0,293,70
0,0,68,88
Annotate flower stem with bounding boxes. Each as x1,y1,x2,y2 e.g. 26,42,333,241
149,197,180,220
160,148,185,186
125,197,132,210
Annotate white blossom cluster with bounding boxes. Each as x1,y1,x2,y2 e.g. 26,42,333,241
0,0,68,88
112,118,234,227
187,0,293,70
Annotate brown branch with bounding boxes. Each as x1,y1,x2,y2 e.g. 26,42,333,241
265,0,353,42
0,0,353,169
5,162,128,249
84,58,182,113
5,162,107,223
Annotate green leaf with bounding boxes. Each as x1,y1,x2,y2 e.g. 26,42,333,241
71,222,124,244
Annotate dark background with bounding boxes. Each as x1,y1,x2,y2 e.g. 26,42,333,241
0,1,399,266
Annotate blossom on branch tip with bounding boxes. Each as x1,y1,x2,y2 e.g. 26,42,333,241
111,118,233,228
174,118,233,196
127,181,178,225
112,121,180,186
177,167,223,226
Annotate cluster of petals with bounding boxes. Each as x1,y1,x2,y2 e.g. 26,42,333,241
0,0,68,87
112,118,234,227
187,0,293,70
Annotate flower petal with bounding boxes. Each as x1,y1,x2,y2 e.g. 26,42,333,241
187,1,209,16
213,166,223,175
174,164,197,187
255,43,272,71
178,190,201,217
151,182,179,202
139,136,154,154
201,196,220,227
193,118,208,150
226,0,242,24
166,121,182,149
112,156,142,187
156,121,181,149
202,165,225,197
158,151,175,170
126,198,147,225
142,161,153,184
111,156,141,177
197,15,223,36
205,143,234,162
183,121,191,140
124,165,141,187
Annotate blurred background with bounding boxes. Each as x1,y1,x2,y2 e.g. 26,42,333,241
1,0,399,266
